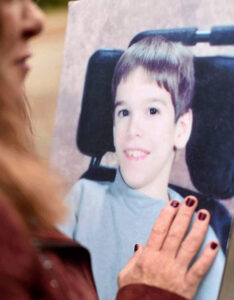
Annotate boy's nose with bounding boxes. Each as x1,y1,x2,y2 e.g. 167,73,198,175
22,1,45,40
128,115,143,138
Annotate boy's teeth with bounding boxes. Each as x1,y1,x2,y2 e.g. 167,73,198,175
127,150,145,157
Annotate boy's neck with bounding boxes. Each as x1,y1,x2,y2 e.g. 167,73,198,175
119,163,172,202
136,175,170,202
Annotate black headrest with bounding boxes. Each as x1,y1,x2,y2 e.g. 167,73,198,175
77,49,122,157
77,51,234,199
186,56,234,199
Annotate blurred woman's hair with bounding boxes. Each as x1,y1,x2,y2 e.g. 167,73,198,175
0,75,33,153
0,70,66,230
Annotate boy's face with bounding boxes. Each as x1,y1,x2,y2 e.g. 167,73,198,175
113,67,191,197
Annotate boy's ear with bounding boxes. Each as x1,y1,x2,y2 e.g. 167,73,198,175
174,109,193,149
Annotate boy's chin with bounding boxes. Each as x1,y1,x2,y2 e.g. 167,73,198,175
120,169,146,190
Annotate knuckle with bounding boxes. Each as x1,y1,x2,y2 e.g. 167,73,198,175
152,225,168,236
137,255,147,269
189,263,206,282
167,230,180,240
192,267,204,280
180,240,197,256
186,273,197,287
136,252,153,271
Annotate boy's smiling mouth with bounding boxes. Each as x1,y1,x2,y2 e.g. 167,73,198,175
124,149,150,160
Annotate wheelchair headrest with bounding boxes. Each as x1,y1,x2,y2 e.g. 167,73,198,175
77,41,234,199
77,49,122,157
187,56,234,199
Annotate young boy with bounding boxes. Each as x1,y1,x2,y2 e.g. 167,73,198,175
59,36,224,300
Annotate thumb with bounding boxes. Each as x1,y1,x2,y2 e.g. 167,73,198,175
118,244,144,288
134,243,144,255
123,243,144,271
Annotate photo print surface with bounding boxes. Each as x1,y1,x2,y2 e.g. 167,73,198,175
51,1,234,299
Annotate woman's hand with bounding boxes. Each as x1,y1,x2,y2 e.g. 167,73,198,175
118,196,219,300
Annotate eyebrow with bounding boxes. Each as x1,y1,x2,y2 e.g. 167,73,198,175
114,98,167,108
114,101,124,109
146,98,167,106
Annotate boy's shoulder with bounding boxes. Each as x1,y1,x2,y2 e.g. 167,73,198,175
69,177,111,199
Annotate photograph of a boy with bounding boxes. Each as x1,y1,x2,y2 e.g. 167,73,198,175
59,36,225,300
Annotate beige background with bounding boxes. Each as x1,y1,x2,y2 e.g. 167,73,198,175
25,9,68,160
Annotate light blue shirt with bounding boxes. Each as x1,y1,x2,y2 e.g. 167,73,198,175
59,170,225,300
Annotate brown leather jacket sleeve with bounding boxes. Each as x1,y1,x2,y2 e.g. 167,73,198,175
116,284,188,300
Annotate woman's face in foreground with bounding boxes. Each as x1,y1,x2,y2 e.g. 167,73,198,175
0,0,44,93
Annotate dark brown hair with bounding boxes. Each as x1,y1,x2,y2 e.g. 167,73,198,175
112,35,195,120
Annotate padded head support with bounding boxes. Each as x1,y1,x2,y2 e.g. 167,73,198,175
187,56,234,198
77,49,122,157
77,46,234,199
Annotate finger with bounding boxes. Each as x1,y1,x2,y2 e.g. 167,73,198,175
162,196,198,255
123,243,144,272
186,241,219,290
146,200,180,251
118,243,144,288
176,209,210,268
134,243,144,253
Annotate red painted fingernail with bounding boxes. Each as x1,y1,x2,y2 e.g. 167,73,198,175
186,197,195,207
134,244,139,252
198,212,207,220
210,242,218,250
171,200,180,208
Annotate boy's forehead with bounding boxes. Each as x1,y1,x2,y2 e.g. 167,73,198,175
115,67,172,104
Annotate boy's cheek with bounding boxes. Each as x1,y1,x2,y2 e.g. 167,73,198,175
113,126,121,150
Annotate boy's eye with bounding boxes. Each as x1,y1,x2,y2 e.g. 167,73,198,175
149,107,158,115
118,109,129,118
